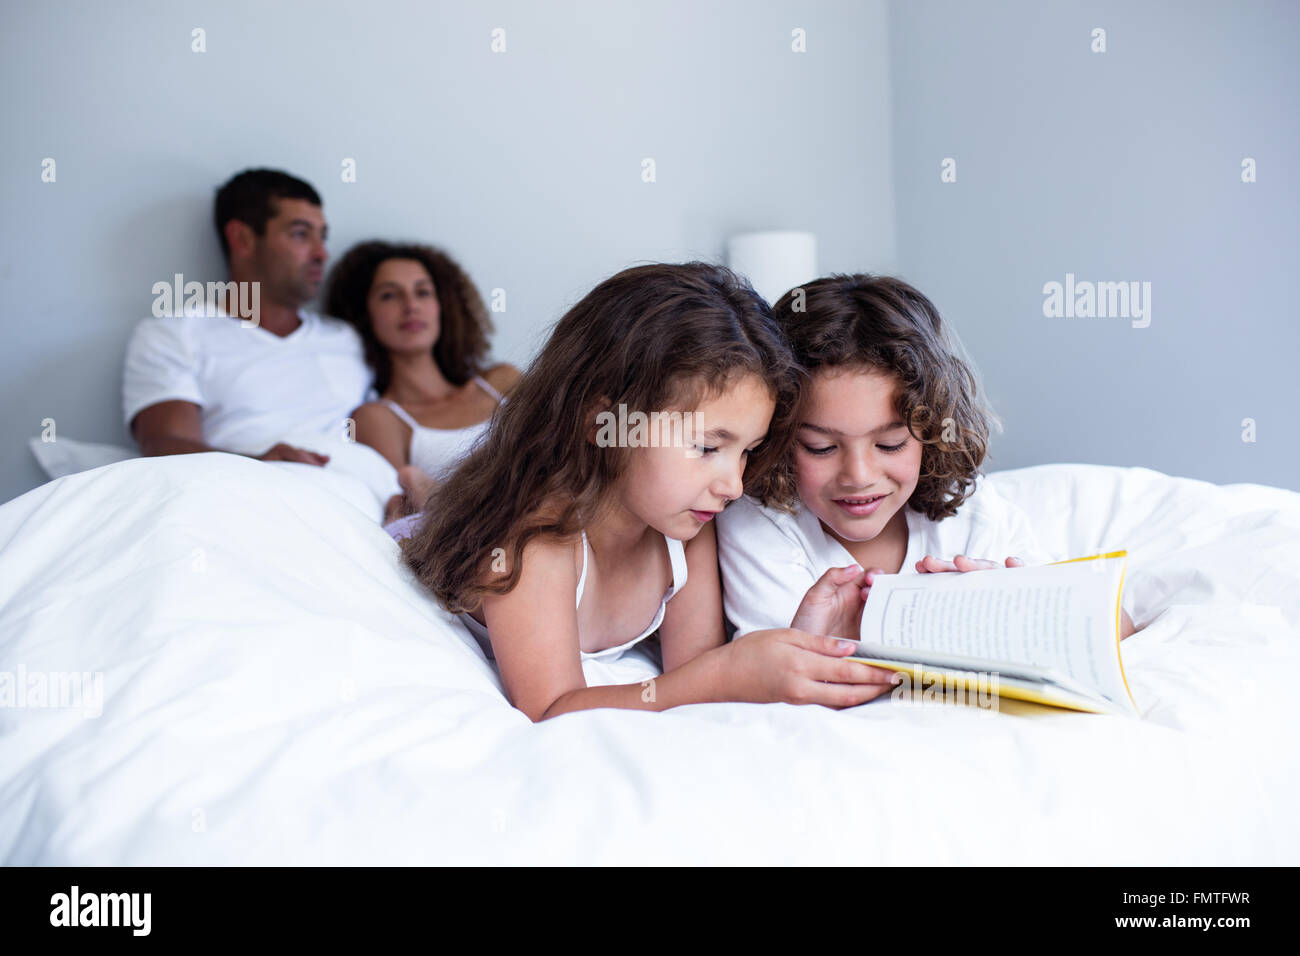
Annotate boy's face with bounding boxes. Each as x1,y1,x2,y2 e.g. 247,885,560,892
615,373,774,541
793,366,923,543
246,197,328,307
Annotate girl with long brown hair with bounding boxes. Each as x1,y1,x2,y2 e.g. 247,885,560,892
402,262,898,721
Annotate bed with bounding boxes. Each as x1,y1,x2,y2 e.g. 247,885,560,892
1,452,1297,864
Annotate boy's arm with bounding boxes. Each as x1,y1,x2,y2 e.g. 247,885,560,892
657,522,727,672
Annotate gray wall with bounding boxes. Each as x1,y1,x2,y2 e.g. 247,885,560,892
5,0,1296,505
889,0,1299,489
0,0,895,503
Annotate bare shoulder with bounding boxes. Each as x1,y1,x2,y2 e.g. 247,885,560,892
351,400,404,429
486,526,583,600
482,362,523,393
515,496,584,580
521,530,581,577
349,401,410,466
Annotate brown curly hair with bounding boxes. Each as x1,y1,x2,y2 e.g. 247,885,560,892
323,241,493,393
402,261,802,614
771,274,998,522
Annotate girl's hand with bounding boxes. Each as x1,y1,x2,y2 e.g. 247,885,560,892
915,554,1024,573
721,629,898,708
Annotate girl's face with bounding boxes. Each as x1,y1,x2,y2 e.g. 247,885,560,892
793,366,923,543
367,258,441,355
616,373,775,540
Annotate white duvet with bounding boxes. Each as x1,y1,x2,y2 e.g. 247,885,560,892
1,452,1297,865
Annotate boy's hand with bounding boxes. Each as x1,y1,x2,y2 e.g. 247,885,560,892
916,554,1024,573
1120,608,1139,641
792,563,899,639
913,554,1140,637
723,629,899,708
791,564,869,639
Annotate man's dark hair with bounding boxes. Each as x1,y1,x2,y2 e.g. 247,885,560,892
213,169,322,261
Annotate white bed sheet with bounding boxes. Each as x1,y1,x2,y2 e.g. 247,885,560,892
0,453,1296,864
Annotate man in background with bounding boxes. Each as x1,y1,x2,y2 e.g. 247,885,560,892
123,168,371,465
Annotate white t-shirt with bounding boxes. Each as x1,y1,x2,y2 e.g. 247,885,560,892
122,308,373,456
715,476,1056,638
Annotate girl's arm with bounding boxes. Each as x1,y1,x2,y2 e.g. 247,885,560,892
657,522,727,672
479,533,588,721
481,532,897,722
541,630,899,720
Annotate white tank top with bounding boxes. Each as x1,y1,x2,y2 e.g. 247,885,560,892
459,531,690,662
380,375,505,481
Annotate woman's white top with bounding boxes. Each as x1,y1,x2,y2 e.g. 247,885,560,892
459,531,690,663
715,475,1055,638
380,374,505,481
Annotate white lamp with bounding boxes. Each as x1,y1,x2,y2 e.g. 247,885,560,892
726,231,818,305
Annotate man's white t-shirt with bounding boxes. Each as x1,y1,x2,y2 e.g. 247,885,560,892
715,476,1056,638
122,308,373,456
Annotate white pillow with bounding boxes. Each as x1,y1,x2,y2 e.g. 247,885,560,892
28,436,137,479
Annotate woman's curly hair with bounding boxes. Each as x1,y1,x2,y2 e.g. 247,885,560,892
323,241,493,393
770,274,998,522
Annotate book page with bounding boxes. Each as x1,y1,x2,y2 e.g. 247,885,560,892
857,555,1131,706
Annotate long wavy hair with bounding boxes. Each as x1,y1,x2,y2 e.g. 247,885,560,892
323,241,492,393
771,274,997,522
403,261,802,614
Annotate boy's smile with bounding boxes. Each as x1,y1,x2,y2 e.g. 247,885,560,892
793,366,923,548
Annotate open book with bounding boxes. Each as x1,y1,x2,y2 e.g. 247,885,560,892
847,551,1138,716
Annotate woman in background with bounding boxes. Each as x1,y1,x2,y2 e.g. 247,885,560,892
324,241,521,522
